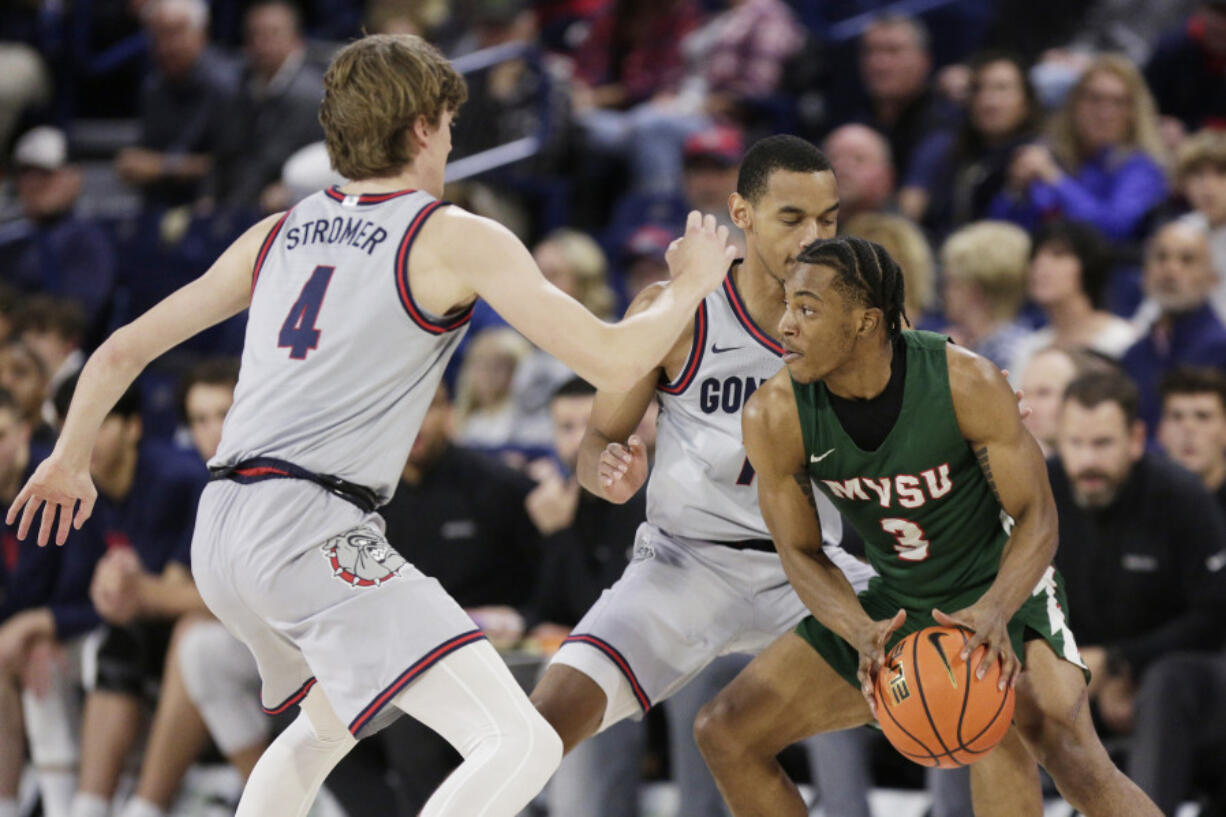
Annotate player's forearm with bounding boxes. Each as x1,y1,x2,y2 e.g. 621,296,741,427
977,504,1057,618
779,544,876,645
52,329,149,470
590,279,706,391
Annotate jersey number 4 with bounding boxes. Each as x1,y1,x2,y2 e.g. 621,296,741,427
279,265,335,360
880,517,931,562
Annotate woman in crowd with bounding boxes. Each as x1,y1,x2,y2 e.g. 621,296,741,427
989,54,1168,242
900,51,1041,241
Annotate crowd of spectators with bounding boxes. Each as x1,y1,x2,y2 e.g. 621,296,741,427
5,0,1226,815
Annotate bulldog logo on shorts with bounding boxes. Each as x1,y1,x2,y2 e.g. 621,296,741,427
322,528,406,588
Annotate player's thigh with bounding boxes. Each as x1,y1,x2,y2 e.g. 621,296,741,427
1010,638,1103,768
696,631,871,759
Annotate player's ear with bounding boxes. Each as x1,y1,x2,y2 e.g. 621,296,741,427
729,192,752,232
410,115,433,151
858,307,882,338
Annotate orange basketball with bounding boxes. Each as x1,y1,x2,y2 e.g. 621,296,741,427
872,625,1015,768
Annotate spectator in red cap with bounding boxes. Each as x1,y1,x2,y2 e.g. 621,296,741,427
620,225,673,300
604,124,746,266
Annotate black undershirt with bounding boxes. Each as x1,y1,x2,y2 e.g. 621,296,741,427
827,338,907,453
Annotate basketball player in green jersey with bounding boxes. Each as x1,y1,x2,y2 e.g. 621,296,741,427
694,236,1162,817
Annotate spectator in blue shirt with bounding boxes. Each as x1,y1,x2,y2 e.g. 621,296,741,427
0,127,116,334
0,388,106,817
989,54,1168,242
1123,220,1226,434
51,377,208,817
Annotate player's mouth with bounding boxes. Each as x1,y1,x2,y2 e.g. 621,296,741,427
781,345,803,363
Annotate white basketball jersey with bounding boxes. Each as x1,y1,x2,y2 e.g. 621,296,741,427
647,271,842,545
213,187,469,504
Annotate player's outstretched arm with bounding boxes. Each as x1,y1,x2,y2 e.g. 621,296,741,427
744,372,905,713
577,283,679,503
935,344,1060,689
426,209,733,393
6,212,283,547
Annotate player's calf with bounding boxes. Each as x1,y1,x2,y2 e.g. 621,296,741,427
1012,642,1162,817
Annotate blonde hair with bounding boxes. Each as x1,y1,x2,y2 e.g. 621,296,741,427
454,328,531,419
536,229,616,320
941,221,1031,321
319,34,467,181
843,213,935,318
1175,128,1226,185
1048,54,1166,170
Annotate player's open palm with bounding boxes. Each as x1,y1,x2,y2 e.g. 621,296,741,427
933,605,1019,691
666,211,737,292
598,435,649,504
6,456,97,547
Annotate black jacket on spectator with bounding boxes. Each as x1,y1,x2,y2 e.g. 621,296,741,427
382,445,540,608
205,52,325,212
1049,453,1226,675
138,48,239,207
523,488,646,629
1144,16,1226,133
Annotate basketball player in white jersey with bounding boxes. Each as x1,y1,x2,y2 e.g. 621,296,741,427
5,35,735,817
531,135,877,750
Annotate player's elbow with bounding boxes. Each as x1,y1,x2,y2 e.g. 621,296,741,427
95,327,145,377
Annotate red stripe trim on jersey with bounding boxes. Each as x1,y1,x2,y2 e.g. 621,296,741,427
348,630,486,736
562,634,651,713
658,301,708,395
262,677,316,715
234,466,290,478
394,201,474,335
723,276,784,356
252,210,292,293
324,186,418,204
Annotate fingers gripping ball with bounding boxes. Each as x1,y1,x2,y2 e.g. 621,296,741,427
873,625,1015,768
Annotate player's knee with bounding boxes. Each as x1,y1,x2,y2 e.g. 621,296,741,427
693,695,741,763
522,708,564,782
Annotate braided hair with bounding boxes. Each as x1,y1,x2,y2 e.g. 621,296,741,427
795,237,910,340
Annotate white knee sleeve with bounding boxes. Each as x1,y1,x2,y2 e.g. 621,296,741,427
392,639,563,817
177,621,269,755
233,687,355,817
22,642,82,769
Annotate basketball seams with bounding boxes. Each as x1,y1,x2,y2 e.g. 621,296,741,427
911,625,955,758
875,668,939,763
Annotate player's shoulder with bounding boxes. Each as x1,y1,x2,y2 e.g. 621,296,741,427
744,367,796,427
943,338,1005,397
625,280,672,316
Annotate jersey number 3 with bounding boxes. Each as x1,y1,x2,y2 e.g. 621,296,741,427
880,517,930,562
279,265,335,360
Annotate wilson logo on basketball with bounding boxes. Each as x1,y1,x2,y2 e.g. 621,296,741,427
322,529,406,588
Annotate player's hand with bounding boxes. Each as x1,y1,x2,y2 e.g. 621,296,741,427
998,369,1031,421
6,455,98,547
854,609,906,719
525,464,581,536
597,435,649,503
933,605,1019,691
91,548,144,625
665,211,737,294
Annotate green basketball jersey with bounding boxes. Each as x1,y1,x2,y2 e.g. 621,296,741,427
792,330,1010,610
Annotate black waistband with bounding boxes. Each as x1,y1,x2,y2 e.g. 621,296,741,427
716,538,776,553
208,457,380,514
